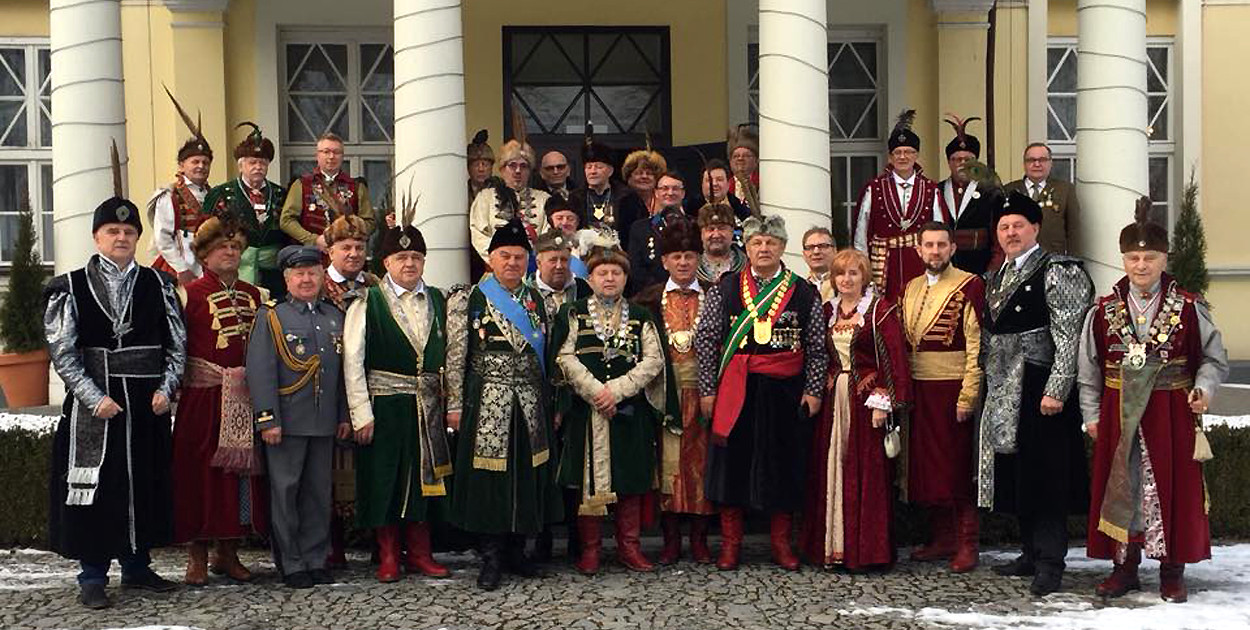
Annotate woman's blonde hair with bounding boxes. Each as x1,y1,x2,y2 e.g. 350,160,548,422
829,248,871,291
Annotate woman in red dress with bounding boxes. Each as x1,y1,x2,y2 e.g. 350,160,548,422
800,248,912,570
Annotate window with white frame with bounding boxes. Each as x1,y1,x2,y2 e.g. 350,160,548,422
747,31,885,238
1046,38,1174,231
279,31,394,210
0,41,52,265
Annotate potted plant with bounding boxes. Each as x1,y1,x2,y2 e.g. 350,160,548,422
0,195,50,408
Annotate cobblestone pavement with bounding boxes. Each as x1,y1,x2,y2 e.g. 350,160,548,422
0,539,1217,630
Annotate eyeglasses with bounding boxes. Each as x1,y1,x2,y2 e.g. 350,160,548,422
657,185,684,193
803,242,833,252
503,161,530,171
1024,156,1052,164
542,164,569,172
891,149,918,158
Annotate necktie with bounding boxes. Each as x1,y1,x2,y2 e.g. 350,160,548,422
1030,184,1042,201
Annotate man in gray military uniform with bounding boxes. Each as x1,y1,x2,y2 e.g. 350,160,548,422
246,245,351,589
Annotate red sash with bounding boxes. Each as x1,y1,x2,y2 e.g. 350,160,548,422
711,352,805,440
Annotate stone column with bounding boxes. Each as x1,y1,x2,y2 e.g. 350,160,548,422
1076,0,1148,289
166,1,230,166
393,0,469,287
932,1,996,165
757,0,830,273
49,0,129,274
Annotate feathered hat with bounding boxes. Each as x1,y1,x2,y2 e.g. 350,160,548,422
742,213,787,243
996,190,1044,226
622,132,667,181
497,104,536,168
468,129,494,164
233,122,275,162
377,184,427,259
697,201,737,229
888,109,920,152
1119,196,1169,253
944,114,982,159
92,140,143,235
323,214,370,247
583,229,630,274
581,125,615,167
164,85,212,162
727,124,759,157
534,227,575,254
192,209,248,259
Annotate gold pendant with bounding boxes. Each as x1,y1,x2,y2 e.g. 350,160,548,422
753,319,772,345
670,330,692,353
1124,343,1147,370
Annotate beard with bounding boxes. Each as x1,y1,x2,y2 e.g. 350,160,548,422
925,259,951,274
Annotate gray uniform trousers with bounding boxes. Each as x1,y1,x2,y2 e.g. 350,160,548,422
265,436,333,575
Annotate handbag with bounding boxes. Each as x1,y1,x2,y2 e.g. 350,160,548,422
883,418,902,459
1193,414,1214,462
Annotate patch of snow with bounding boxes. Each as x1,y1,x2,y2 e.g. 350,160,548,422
1204,414,1249,430
0,412,56,435
847,545,1250,630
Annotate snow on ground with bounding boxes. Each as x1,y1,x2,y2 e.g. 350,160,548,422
840,545,1250,630
0,412,56,435
1204,414,1249,430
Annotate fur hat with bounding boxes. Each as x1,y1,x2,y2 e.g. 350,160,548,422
323,215,369,246
165,85,212,162
468,129,494,164
742,213,787,243
378,185,427,259
622,135,667,181
944,114,982,159
498,104,536,168
234,122,275,161
889,109,921,152
996,190,1044,226
192,212,248,259
544,195,583,226
1120,196,1169,253
583,230,630,274
697,201,737,229
727,124,759,157
582,133,614,167
489,217,532,252
658,217,702,256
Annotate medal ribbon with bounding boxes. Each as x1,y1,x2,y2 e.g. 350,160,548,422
717,270,795,377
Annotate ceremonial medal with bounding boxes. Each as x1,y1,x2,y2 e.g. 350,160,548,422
295,343,306,355
670,330,693,353
1157,332,1169,343
1125,343,1147,370
753,319,773,344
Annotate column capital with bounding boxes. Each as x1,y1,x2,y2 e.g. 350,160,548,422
930,0,997,14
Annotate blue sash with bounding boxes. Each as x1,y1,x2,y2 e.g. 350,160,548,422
479,275,546,376
569,255,589,279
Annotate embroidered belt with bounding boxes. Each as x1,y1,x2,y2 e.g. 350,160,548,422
184,357,259,475
367,369,441,397
1104,360,1193,391
470,351,542,387
83,346,164,380
952,229,990,251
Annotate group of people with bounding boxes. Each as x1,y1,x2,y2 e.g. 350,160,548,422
43,93,1228,614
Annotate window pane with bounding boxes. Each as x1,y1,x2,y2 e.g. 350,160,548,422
0,164,30,262
40,98,50,147
290,95,347,139
592,35,660,82
829,44,874,90
361,94,394,142
288,44,347,91
362,159,392,210
287,159,317,185
38,49,50,97
0,49,24,96
831,156,848,209
1148,156,1169,203
747,43,759,91
361,44,394,92
41,163,52,262
591,85,658,132
0,103,27,147
1051,157,1075,184
1146,47,1168,93
515,35,581,84
831,93,874,140
1047,97,1075,142
850,156,878,198
516,86,583,134
1147,96,1168,141
1047,47,1076,92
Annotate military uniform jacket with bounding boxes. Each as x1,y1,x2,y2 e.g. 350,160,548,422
246,297,348,437
1004,178,1080,255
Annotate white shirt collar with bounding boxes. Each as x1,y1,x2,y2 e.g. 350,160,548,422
97,254,136,275
1027,178,1047,192
386,274,426,298
926,271,941,286
665,277,704,294
1011,243,1042,270
327,265,364,285
751,265,783,282
535,274,575,293
182,175,206,193
892,171,916,187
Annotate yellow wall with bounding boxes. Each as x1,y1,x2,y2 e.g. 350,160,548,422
4,0,49,36
992,3,1029,178
462,0,728,147
223,0,258,149
1049,0,1177,37
904,0,940,175
1202,3,1250,359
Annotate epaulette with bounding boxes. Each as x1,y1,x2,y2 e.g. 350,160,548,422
262,299,278,309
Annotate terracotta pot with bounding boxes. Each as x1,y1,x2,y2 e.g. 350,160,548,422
0,348,50,409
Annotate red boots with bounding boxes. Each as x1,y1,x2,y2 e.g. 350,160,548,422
911,505,957,562
614,495,655,572
949,502,980,573
716,507,744,571
689,516,713,564
658,514,682,565
770,513,800,571
1160,562,1188,603
375,525,402,583
326,513,348,569
403,522,450,577
210,539,252,582
574,516,602,575
184,542,209,586
1096,542,1142,598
